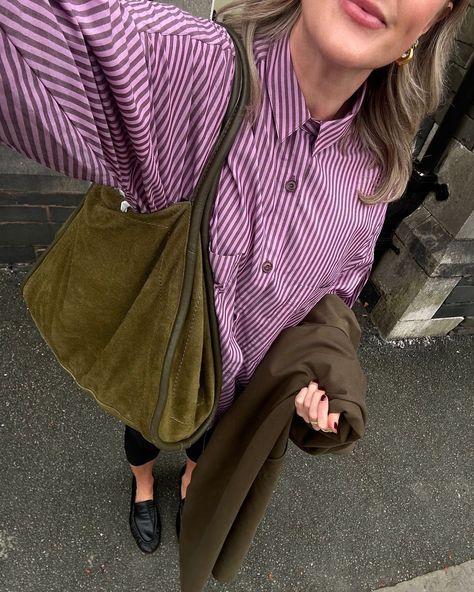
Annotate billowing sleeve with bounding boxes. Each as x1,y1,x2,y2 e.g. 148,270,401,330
0,0,233,211
328,206,387,309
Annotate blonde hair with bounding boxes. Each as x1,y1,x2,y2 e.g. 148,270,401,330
216,0,470,204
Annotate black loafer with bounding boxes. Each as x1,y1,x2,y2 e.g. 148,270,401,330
176,464,186,540
129,475,161,553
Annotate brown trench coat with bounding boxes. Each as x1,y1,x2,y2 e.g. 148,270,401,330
179,293,368,591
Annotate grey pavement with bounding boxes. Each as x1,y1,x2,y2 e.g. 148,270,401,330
0,266,473,592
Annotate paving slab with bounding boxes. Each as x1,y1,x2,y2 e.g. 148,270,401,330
383,560,474,591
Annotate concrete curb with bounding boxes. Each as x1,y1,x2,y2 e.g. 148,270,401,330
383,560,474,591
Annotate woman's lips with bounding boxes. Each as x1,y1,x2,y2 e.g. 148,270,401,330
340,0,386,30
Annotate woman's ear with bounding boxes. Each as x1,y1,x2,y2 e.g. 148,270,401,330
421,1,454,35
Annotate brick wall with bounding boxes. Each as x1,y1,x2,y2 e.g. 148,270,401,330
0,146,88,265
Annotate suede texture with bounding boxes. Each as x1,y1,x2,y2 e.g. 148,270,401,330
22,184,217,448
21,23,249,451
179,293,367,590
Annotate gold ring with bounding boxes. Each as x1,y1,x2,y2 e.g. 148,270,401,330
310,420,319,426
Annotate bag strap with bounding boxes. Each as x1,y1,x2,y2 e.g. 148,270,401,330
198,23,251,443
190,21,250,211
199,21,250,247
152,22,250,450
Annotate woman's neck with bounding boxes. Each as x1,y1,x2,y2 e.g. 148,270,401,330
289,17,372,121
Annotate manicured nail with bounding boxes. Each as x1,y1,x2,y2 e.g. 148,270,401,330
321,394,327,401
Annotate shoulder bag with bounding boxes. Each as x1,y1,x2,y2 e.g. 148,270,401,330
21,22,250,451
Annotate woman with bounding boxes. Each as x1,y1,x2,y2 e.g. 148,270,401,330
0,0,468,555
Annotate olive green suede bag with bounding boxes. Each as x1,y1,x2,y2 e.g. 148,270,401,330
21,23,249,451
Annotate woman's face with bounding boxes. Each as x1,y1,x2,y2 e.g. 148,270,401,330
299,0,453,69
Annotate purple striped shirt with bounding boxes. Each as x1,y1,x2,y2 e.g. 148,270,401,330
0,0,387,421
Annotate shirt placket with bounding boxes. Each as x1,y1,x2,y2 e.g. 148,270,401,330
258,130,316,287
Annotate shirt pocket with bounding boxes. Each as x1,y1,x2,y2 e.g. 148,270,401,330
293,271,334,292
287,274,337,321
208,250,242,291
292,258,343,291
208,250,243,334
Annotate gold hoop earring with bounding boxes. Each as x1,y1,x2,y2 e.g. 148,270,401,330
395,39,419,66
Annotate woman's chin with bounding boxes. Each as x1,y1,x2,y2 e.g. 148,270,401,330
317,41,381,71
318,31,396,70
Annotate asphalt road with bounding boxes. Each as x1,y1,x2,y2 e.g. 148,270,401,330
0,266,472,592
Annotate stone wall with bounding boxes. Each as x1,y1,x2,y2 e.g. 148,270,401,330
368,138,474,337
365,2,474,337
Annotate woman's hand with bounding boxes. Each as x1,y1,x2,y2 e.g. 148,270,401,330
295,381,339,433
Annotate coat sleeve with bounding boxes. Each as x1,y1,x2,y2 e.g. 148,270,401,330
0,0,233,211
289,293,368,455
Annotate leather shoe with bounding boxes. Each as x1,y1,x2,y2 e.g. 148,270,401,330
129,475,161,553
176,464,186,540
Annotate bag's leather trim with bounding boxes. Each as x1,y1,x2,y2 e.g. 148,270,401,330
150,22,250,449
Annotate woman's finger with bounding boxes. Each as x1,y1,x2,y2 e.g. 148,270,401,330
303,382,320,424
308,388,325,430
316,390,329,430
327,412,340,433
295,387,308,421
295,381,332,429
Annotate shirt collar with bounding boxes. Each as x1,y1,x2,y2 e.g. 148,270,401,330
266,30,367,153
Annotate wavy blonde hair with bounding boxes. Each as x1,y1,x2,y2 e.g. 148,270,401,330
216,0,470,204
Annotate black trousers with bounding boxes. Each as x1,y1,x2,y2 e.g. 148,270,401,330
124,424,215,466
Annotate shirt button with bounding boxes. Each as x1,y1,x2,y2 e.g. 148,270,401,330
262,260,273,273
285,178,298,192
